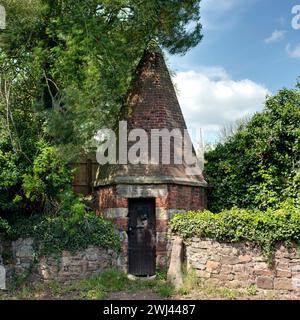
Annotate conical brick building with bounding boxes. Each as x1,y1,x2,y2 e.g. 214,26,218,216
95,48,207,276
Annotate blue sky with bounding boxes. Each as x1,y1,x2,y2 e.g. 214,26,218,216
169,0,300,143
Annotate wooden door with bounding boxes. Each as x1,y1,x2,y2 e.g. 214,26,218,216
128,199,156,276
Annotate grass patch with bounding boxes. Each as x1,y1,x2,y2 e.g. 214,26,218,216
0,267,295,300
0,267,294,300
0,268,174,300
156,283,173,298
176,268,291,300
246,284,257,296
178,269,239,300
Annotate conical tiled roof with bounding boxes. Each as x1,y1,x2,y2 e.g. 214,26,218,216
95,49,207,187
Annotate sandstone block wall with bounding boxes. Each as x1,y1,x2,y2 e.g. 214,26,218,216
1,238,119,282
186,238,300,295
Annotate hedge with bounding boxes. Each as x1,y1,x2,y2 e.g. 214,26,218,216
7,212,121,257
170,204,300,259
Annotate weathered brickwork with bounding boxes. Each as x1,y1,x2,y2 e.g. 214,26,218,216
186,238,300,295
95,50,208,186
97,183,207,271
97,186,118,210
95,49,208,275
167,185,207,210
98,184,206,211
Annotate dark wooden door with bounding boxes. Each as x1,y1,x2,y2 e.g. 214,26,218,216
128,199,156,276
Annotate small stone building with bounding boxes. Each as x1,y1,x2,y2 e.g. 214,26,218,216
95,48,208,276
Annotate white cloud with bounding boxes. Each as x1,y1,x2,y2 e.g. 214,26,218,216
286,43,300,58
264,30,286,44
173,68,271,142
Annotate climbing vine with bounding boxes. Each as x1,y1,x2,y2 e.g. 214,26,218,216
170,202,300,260
7,208,121,257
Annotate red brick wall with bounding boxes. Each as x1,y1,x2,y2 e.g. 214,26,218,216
96,184,207,270
167,185,207,210
97,184,207,211
97,186,129,210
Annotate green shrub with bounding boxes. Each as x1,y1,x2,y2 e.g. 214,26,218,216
156,283,173,298
8,210,121,257
170,203,300,259
205,86,300,213
0,137,73,218
0,217,10,233
22,143,73,207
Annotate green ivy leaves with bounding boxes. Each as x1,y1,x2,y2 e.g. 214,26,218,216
8,211,121,257
170,204,300,259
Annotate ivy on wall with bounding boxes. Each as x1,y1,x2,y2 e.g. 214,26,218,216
6,206,121,257
170,203,300,260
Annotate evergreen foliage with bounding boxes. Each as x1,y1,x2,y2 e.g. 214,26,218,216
205,85,300,212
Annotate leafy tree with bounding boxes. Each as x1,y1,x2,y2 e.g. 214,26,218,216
218,117,250,143
205,83,300,212
0,52,67,216
0,1,203,223
1,0,203,156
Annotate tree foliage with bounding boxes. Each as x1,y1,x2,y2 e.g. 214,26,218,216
0,51,71,216
205,84,300,212
1,0,203,154
0,1,203,220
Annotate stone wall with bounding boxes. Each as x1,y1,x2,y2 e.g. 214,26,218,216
1,238,119,283
186,238,300,295
38,247,118,281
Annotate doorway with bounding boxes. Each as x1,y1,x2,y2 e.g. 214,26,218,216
128,198,156,276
